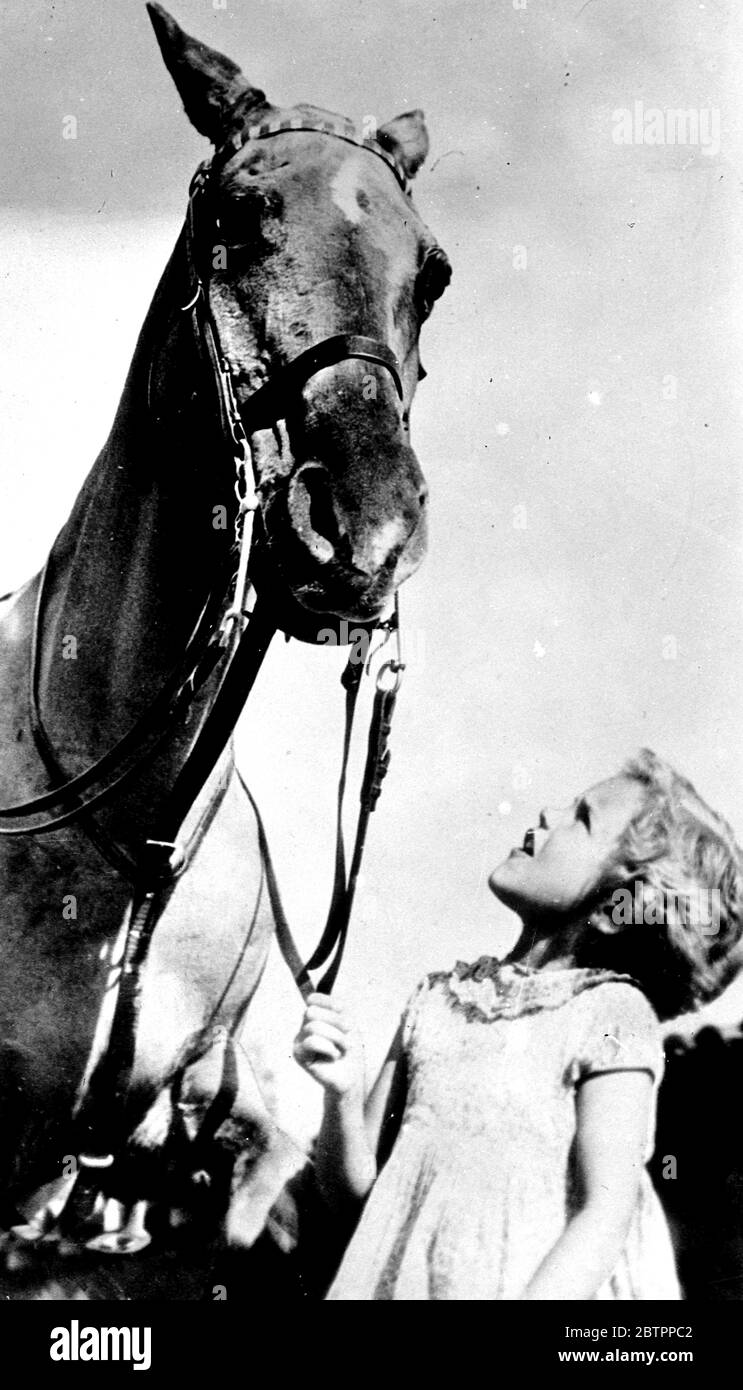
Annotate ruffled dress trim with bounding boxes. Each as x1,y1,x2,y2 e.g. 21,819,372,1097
428,957,638,1022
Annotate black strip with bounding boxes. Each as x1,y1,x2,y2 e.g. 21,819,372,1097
229,117,409,192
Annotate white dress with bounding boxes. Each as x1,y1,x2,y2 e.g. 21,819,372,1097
326,960,681,1300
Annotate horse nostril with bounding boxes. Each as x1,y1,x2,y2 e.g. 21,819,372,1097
287,463,343,564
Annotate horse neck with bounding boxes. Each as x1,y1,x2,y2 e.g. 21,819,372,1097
36,229,237,768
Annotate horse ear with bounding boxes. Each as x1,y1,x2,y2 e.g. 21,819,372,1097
147,2,268,143
376,109,430,179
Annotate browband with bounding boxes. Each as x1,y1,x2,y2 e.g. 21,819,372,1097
220,110,410,193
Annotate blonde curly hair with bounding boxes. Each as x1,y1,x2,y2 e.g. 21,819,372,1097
580,749,743,1020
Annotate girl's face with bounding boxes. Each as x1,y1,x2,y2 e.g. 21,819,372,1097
489,775,646,924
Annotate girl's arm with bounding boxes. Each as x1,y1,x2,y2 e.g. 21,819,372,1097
293,994,407,1211
521,1069,653,1300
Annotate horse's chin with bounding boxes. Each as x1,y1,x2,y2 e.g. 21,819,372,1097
248,542,396,642
255,573,390,644
248,504,427,641
292,576,391,620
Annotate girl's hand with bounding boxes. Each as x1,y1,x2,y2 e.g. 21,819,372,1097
293,993,365,1101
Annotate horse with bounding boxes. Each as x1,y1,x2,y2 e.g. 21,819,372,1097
0,2,450,1282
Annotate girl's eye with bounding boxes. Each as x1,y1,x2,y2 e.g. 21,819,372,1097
577,801,591,829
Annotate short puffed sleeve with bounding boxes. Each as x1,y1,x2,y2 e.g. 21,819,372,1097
568,982,664,1088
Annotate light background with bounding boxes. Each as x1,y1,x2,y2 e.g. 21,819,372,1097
1,0,742,1141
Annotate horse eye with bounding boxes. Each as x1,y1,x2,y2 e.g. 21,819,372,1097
216,185,284,248
417,247,452,319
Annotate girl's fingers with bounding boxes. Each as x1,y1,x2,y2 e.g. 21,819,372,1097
305,992,350,1015
295,995,360,1077
298,1019,348,1048
304,1000,350,1031
301,1027,344,1056
295,1034,342,1062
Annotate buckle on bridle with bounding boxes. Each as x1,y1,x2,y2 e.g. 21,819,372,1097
180,280,203,314
375,658,405,695
369,594,405,691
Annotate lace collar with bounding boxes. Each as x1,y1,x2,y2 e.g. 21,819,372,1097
435,957,636,1022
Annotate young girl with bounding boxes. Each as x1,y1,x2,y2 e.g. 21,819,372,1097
294,749,743,1300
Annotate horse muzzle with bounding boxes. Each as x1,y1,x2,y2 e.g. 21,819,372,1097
256,456,428,627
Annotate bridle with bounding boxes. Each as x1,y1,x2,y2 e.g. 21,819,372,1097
0,115,416,1167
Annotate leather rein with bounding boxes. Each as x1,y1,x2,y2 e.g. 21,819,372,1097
0,115,411,1008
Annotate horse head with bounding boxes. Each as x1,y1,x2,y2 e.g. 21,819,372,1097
148,3,451,635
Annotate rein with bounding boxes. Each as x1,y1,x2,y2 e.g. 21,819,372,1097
1,117,412,1169
247,614,405,1000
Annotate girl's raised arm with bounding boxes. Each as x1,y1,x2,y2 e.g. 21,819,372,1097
294,995,408,1211
521,1069,653,1300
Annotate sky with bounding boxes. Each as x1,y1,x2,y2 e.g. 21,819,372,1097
1,0,742,1140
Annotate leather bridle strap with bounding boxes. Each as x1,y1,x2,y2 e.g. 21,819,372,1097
307,663,402,993
274,670,402,998
240,334,403,427
144,598,276,854
0,580,228,838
